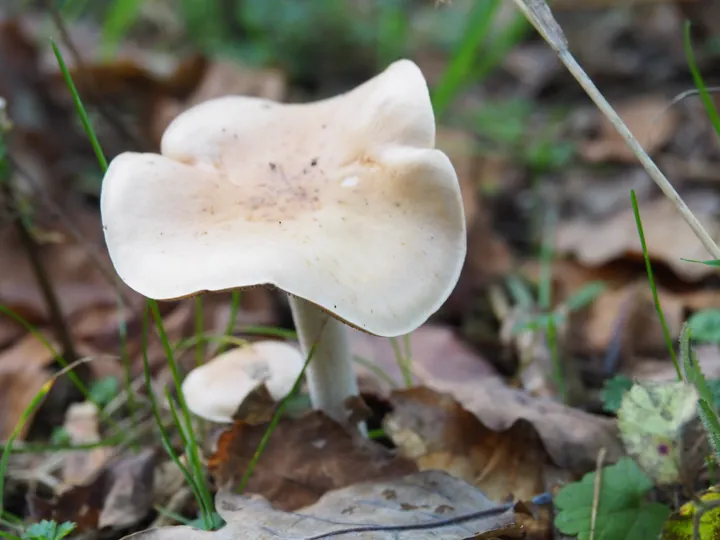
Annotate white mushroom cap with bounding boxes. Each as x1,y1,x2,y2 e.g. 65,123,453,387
101,59,466,337
181,341,304,423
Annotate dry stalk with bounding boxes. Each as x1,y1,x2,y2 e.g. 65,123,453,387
511,0,720,260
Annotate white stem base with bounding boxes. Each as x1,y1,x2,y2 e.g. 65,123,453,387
288,295,363,431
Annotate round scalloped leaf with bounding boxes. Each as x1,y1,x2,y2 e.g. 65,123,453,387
617,381,699,485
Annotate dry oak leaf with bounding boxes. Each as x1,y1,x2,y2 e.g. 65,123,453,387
574,280,684,357
208,410,417,511
384,387,553,505
119,470,527,540
556,194,720,281
580,94,677,163
415,373,623,474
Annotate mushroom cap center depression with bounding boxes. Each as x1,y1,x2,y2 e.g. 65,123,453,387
218,155,380,224
181,110,392,224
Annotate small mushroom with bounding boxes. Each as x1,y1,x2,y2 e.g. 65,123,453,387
100,59,466,428
181,341,303,423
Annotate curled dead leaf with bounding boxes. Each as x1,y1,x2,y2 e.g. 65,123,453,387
414,373,622,474
384,387,555,508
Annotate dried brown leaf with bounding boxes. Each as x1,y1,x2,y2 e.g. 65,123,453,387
61,402,113,487
208,411,416,511
385,387,552,504
29,449,157,532
580,95,678,163
414,373,622,474
557,194,720,281
119,471,528,540
0,333,55,440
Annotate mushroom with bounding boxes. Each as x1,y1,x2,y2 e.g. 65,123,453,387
100,59,466,428
181,341,304,423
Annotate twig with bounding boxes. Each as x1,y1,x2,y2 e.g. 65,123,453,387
511,0,720,260
9,191,78,362
0,108,77,361
589,447,607,540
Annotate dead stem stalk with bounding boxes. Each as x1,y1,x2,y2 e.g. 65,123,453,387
511,0,720,260
2,180,78,362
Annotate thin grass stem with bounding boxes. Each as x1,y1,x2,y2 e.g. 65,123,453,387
630,190,681,379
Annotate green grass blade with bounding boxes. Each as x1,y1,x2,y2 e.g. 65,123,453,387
216,291,242,355
237,338,319,493
0,354,105,515
238,326,297,340
376,1,407,67
50,40,108,170
59,0,91,20
163,391,213,528
538,210,556,311
0,305,118,429
0,380,53,515
389,337,412,388
630,190,681,379
50,38,135,436
432,0,501,117
193,297,205,366
684,21,720,140
174,334,249,355
100,0,143,59
352,355,399,389
148,301,213,523
537,209,566,401
1,434,125,454
474,12,530,82
139,304,209,522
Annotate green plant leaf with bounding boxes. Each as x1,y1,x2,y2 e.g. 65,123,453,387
100,0,143,59
662,487,720,539
554,457,670,540
684,21,720,141
88,376,119,407
681,258,720,268
617,381,699,485
564,281,607,313
698,399,720,460
23,520,76,540
601,374,634,413
687,309,720,344
49,426,70,446
186,512,225,531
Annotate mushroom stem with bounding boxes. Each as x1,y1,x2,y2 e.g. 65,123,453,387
288,295,363,431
